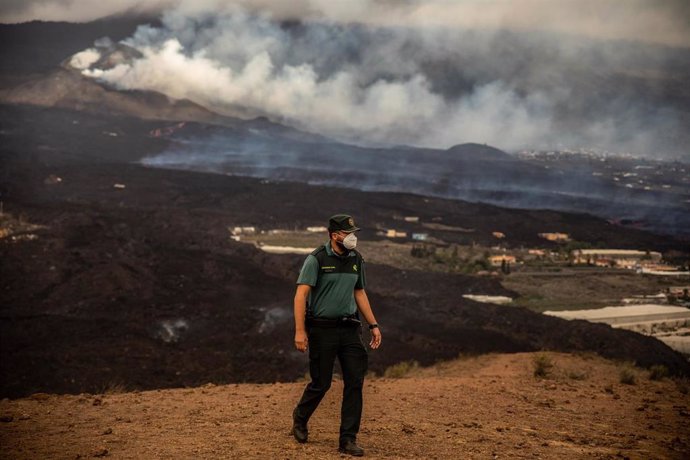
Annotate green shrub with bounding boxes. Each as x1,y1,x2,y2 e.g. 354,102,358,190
649,365,669,381
567,370,587,381
532,354,554,378
620,367,636,385
384,360,419,378
100,381,128,395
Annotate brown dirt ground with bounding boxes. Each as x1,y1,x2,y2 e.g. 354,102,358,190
1,352,688,459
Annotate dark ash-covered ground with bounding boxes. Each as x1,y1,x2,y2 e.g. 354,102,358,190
1,104,689,398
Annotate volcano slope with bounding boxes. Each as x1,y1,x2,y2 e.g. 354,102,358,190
1,104,689,399
1,353,689,459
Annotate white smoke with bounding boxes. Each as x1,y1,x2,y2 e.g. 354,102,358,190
79,10,560,150
72,6,689,156
69,48,101,70
7,1,687,156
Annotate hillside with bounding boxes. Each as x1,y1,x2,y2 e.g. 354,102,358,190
0,68,237,125
1,352,688,459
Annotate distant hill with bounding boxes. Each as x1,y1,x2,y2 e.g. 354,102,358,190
0,18,153,93
446,143,516,162
0,18,155,77
0,67,233,124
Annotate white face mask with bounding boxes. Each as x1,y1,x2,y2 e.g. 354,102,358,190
342,233,357,250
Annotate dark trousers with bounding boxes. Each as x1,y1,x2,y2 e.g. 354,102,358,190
294,325,368,443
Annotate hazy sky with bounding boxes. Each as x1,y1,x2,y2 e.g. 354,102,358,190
3,0,690,47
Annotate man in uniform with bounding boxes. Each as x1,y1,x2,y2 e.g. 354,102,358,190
292,214,382,457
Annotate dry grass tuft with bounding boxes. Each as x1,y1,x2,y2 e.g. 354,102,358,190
648,365,669,381
384,360,419,378
532,354,554,378
619,367,636,385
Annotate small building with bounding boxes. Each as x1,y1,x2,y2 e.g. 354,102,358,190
489,255,517,266
404,216,420,223
231,226,257,235
668,286,690,296
492,231,506,239
640,263,677,272
386,229,407,238
539,232,570,242
594,258,613,268
572,249,662,266
411,233,428,241
528,249,545,256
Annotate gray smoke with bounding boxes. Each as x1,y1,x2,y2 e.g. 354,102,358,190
3,1,690,48
7,1,690,158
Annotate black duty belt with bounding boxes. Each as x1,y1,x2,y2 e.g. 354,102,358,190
307,315,361,328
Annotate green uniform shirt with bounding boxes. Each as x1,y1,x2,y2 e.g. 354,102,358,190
296,242,366,319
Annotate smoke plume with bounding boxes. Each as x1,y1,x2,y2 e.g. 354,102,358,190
6,1,690,157
3,1,690,48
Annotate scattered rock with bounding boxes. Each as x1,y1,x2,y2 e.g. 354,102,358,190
91,447,108,457
102,428,113,435
0,415,13,423
401,423,415,434
463,421,482,429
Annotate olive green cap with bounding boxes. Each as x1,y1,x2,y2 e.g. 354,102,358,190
328,214,360,233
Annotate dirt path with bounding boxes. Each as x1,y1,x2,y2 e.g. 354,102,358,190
1,352,688,459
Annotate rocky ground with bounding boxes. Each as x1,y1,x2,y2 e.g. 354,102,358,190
1,352,688,459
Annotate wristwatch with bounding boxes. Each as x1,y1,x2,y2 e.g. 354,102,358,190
368,323,379,330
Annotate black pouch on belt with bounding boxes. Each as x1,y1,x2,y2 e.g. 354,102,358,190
338,315,362,327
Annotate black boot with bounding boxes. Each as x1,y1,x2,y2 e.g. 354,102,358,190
339,439,364,456
292,408,308,443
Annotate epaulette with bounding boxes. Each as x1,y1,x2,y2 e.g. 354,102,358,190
311,245,327,257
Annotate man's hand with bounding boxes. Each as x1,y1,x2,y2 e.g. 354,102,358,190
295,330,308,352
369,327,382,349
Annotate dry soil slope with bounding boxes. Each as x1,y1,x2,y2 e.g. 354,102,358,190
1,352,688,459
